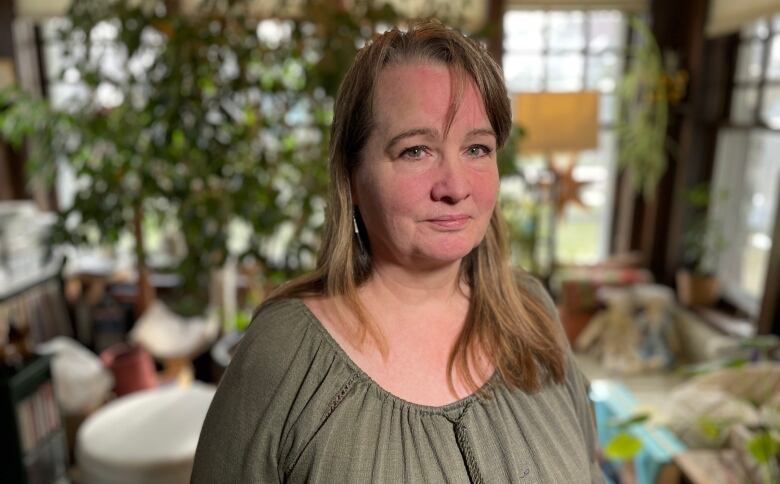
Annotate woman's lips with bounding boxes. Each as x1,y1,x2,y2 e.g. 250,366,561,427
426,214,471,229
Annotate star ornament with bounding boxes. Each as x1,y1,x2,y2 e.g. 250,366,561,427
539,159,592,215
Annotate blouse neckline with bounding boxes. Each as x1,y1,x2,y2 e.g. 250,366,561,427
292,298,499,415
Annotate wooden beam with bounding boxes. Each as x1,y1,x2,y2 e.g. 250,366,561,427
633,0,736,287
661,32,738,286
758,171,780,335
486,0,505,64
645,0,710,286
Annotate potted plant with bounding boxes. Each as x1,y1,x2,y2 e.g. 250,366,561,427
676,183,727,307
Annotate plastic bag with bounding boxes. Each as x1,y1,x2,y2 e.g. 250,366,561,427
36,337,114,415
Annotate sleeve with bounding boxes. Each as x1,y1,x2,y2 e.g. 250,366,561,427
518,272,606,483
191,300,305,483
565,354,607,484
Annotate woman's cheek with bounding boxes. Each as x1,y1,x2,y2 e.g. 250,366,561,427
393,174,435,207
471,168,500,208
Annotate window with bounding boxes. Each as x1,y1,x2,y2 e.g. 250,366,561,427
711,15,780,316
502,10,627,265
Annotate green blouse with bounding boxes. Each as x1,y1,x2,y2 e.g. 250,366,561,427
192,287,605,483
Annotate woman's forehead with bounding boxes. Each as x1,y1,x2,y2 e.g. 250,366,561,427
371,62,491,137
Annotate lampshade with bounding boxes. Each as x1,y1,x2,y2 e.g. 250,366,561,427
514,91,600,154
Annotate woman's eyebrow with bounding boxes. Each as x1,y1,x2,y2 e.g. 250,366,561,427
465,128,497,139
384,127,439,153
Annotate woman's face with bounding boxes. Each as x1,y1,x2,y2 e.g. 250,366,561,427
353,62,499,270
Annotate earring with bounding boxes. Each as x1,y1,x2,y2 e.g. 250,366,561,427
353,207,366,254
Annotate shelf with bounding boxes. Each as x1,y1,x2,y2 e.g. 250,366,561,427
0,256,65,303
1,355,69,484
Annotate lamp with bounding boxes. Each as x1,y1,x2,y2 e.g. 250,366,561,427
513,91,600,281
514,91,599,153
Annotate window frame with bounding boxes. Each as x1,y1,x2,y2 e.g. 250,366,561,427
712,15,780,318
502,9,629,264
727,17,780,130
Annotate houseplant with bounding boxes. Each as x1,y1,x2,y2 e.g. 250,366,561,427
676,183,727,307
0,0,429,318
616,16,687,199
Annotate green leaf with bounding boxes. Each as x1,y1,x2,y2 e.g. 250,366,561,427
748,432,779,464
234,311,252,332
608,413,651,430
604,432,643,461
697,417,724,441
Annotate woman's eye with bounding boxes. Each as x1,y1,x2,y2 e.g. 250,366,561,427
400,146,429,160
466,145,492,157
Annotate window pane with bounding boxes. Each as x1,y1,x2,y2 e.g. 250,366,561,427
504,53,544,92
773,14,780,33
586,53,621,92
48,82,90,110
731,86,759,124
713,130,779,313
578,129,616,168
741,19,770,40
557,130,616,263
735,40,765,82
557,206,601,263
739,133,780,299
548,11,585,51
761,86,780,129
768,35,780,80
504,11,544,52
546,54,583,91
42,18,70,79
599,93,616,124
712,130,748,307
589,10,625,53
44,37,67,80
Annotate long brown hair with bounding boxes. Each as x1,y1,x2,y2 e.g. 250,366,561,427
265,19,566,393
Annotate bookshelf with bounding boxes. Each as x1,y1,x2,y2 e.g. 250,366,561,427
1,253,73,483
0,355,69,483
0,255,72,349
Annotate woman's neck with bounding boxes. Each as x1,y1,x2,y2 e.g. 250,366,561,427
360,259,468,310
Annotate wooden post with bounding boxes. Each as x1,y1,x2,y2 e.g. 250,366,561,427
758,171,780,335
485,0,505,64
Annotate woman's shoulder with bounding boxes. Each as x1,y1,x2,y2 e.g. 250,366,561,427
232,297,334,379
193,297,355,481
233,297,359,393
245,297,311,343
229,299,306,367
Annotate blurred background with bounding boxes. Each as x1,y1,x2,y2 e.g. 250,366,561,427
0,0,779,483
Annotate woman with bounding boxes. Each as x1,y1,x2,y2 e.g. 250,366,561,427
193,20,604,483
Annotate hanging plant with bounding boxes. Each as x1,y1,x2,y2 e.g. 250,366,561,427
616,16,680,199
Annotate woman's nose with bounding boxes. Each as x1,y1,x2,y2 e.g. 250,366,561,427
430,155,471,204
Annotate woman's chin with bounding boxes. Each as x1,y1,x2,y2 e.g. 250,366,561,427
412,241,479,267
